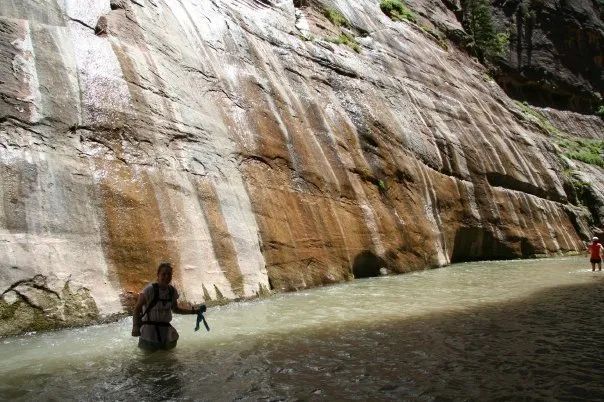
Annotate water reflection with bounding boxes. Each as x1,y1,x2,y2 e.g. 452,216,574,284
254,280,604,401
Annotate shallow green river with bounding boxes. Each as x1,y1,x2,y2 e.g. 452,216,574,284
1,256,603,401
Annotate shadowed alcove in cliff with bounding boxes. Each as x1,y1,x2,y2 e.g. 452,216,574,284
450,227,519,263
352,251,387,278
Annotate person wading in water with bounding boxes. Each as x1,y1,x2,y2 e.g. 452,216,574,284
131,262,199,351
587,237,603,272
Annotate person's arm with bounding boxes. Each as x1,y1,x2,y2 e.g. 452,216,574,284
131,292,146,336
170,287,199,315
172,294,199,315
172,301,199,315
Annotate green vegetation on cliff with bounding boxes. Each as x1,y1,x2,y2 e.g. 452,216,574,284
380,0,417,23
326,33,361,53
558,138,604,168
516,101,604,168
515,101,560,136
319,6,361,52
323,7,350,28
461,0,508,59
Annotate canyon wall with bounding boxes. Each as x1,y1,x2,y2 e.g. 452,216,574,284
491,0,603,113
0,0,602,335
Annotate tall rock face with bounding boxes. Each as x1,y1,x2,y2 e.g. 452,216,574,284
0,0,601,335
490,0,603,113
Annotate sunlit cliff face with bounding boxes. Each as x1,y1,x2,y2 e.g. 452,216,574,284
0,0,602,335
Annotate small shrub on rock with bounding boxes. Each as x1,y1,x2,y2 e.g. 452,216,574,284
323,7,350,28
380,0,417,23
558,138,604,168
326,33,361,53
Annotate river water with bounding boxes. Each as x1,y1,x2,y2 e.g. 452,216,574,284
1,256,603,401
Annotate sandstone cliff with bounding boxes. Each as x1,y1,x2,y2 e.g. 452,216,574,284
0,0,602,336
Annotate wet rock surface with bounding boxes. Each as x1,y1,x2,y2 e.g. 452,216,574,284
0,0,602,335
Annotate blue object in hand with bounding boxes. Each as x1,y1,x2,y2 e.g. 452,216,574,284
194,304,210,332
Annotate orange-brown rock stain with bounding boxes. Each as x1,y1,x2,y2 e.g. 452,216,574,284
368,170,440,270
191,177,245,297
98,8,189,308
230,75,292,163
233,60,347,195
242,158,371,290
303,100,356,195
422,170,469,259
495,189,581,254
94,160,180,309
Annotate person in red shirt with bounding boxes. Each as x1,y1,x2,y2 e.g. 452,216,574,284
587,237,603,272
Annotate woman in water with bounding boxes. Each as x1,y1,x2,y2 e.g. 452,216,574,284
131,262,199,351
587,237,603,272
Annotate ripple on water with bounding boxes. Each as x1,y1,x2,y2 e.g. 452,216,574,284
1,257,604,400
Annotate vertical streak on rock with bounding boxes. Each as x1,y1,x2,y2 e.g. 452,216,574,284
459,100,507,174
0,159,33,234
214,174,269,296
90,5,189,295
406,93,445,169
67,22,131,128
245,37,343,190
461,181,482,221
475,176,506,242
161,173,238,302
97,6,201,296
500,135,538,184
537,198,560,252
5,20,42,123
325,198,353,274
552,206,582,251
193,178,244,297
519,193,548,253
93,161,180,305
145,171,198,295
166,1,271,296
541,203,560,252
504,191,522,227
415,162,449,266
547,202,571,251
303,201,331,268
304,100,355,193
550,207,572,252
29,23,81,129
511,191,530,244
348,175,385,256
530,196,555,252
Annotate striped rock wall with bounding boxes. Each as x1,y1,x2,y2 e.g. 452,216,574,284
0,0,601,335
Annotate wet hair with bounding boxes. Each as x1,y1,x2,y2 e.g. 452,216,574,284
157,262,173,275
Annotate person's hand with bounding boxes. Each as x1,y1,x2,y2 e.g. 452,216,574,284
132,326,141,337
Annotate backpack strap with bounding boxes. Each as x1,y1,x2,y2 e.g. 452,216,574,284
141,284,175,320
167,285,174,304
140,283,160,320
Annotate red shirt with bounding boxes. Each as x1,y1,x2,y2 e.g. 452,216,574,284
589,242,603,259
